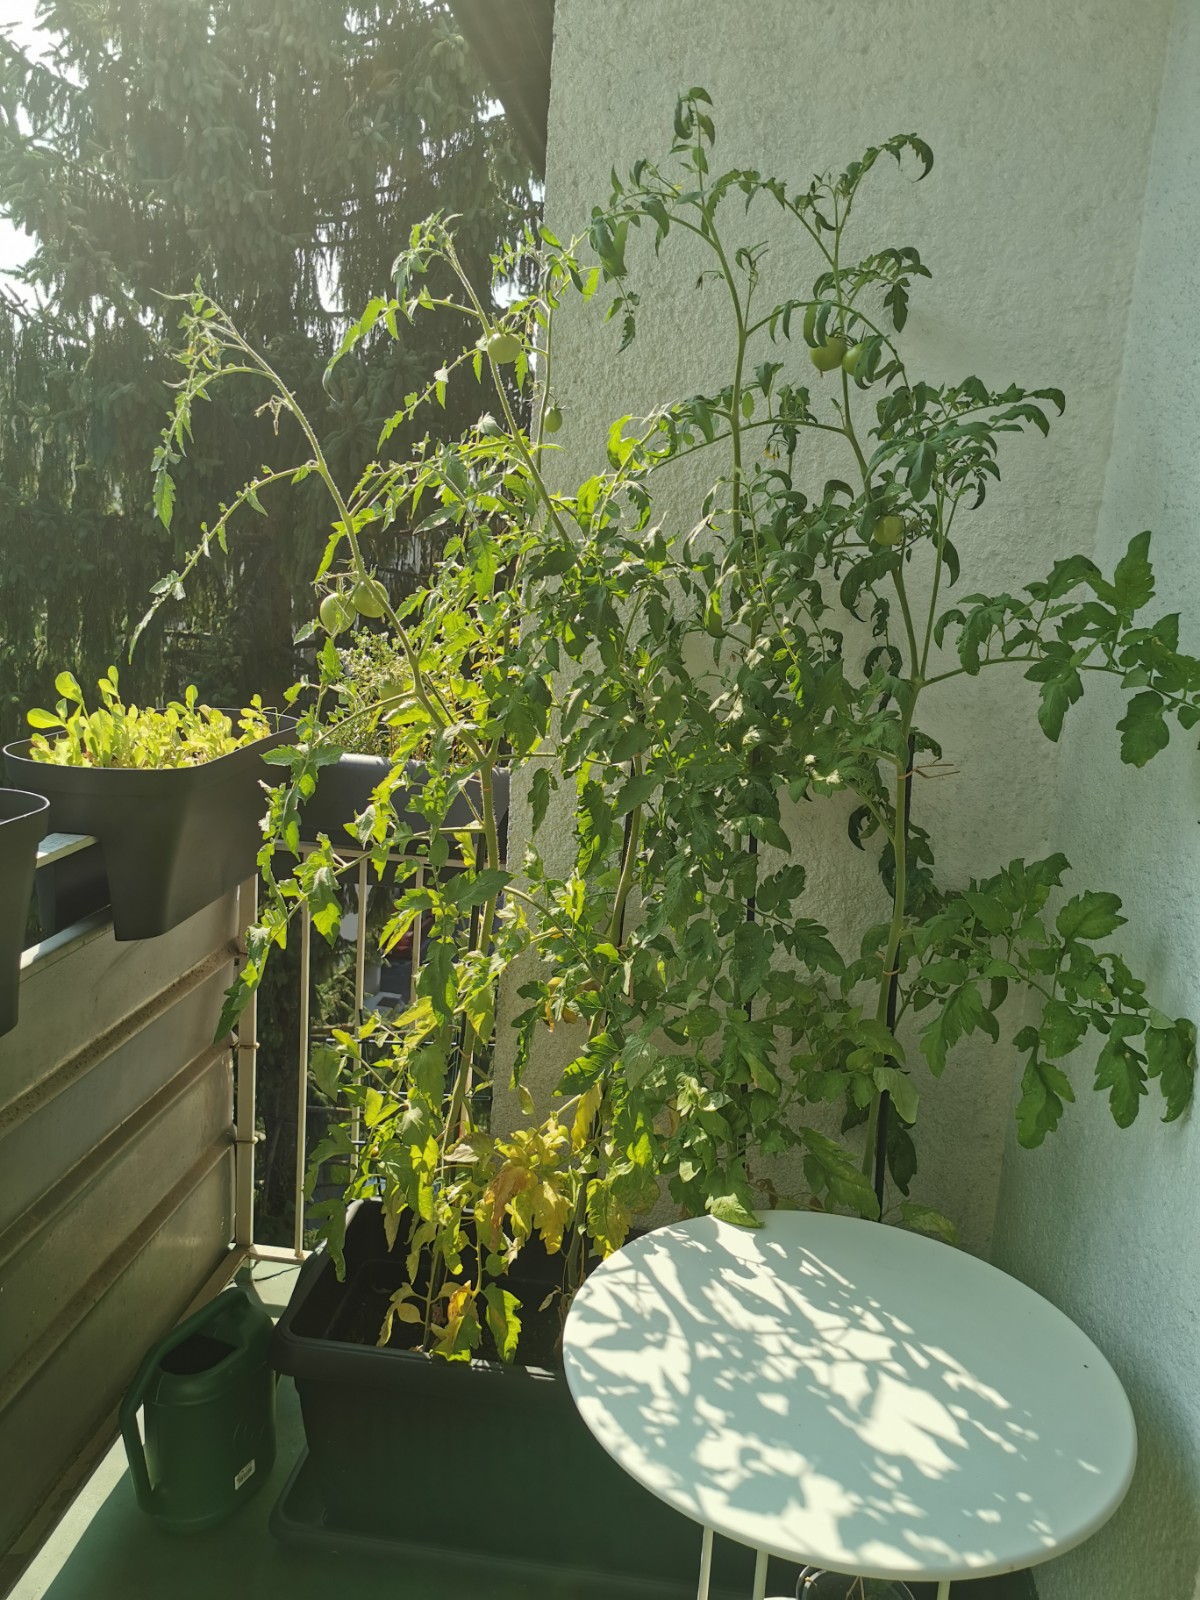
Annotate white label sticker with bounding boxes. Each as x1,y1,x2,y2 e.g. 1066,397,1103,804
234,1459,255,1491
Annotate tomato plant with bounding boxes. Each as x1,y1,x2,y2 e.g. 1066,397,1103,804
142,90,1200,1357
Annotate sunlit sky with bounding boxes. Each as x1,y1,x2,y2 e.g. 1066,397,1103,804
0,0,46,277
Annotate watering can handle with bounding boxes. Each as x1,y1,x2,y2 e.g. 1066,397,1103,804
118,1286,244,1513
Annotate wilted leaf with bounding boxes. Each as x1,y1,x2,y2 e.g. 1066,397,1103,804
899,1202,957,1245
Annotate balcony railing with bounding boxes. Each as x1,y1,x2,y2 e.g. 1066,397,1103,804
1,820,478,1571
2,837,243,1570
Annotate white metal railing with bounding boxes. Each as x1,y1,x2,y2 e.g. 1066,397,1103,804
20,834,103,971
19,828,482,1268
34,831,96,868
249,834,479,1263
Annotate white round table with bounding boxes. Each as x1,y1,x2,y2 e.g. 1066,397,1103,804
562,1212,1135,1600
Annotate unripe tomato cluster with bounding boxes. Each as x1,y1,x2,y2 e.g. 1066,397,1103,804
485,330,520,364
352,578,389,617
873,514,905,547
809,336,847,373
318,575,390,635
809,334,869,377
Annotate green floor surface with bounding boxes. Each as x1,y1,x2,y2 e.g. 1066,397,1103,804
10,1263,1037,1600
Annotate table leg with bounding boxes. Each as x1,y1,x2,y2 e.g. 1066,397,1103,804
751,1547,768,1600
936,1583,952,1600
695,1526,714,1600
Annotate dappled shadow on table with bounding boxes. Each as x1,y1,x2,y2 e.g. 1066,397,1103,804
566,1223,1114,1580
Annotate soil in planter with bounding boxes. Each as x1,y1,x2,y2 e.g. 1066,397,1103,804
324,1238,569,1370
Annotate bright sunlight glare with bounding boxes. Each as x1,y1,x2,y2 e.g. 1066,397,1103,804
0,0,47,279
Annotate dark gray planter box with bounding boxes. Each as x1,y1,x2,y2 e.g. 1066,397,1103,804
269,1202,757,1594
299,755,510,848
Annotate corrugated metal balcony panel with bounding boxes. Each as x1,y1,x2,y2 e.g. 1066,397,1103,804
0,891,243,1565
0,962,233,1239
0,960,236,1235
1,892,237,1107
1,1156,233,1575
0,1048,232,1377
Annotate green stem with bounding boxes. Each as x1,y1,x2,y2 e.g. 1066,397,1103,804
862,753,910,1178
443,239,575,552
701,215,748,543
607,765,644,947
891,566,924,696
442,755,503,1147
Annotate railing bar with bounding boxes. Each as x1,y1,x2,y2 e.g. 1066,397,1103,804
350,856,368,1151
354,856,369,1025
34,831,97,868
411,862,424,1004
234,876,258,1251
294,894,312,1259
19,909,110,972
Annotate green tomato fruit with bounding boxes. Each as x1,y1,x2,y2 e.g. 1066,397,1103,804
873,514,905,547
842,342,868,375
543,405,563,434
319,593,354,635
351,578,388,619
809,337,848,373
486,330,521,364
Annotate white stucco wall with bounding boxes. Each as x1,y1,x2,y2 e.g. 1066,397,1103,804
525,7,1200,1590
535,0,1175,1255
991,2,1200,1596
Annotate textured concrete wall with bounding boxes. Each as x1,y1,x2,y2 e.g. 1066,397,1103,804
528,0,1175,1260
991,2,1200,1595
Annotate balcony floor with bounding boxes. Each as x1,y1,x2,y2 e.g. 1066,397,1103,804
10,1263,1038,1600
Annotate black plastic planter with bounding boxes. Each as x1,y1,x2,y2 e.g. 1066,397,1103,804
4,716,296,941
299,755,510,848
0,789,49,1037
270,1203,758,1596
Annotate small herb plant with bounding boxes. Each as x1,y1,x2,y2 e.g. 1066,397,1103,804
28,667,271,768
321,632,414,760
144,92,1199,1360
292,628,476,768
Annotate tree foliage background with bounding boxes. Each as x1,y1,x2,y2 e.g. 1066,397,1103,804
0,0,537,1243
0,0,537,736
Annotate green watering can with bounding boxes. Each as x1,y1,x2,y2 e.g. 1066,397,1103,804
119,1284,276,1532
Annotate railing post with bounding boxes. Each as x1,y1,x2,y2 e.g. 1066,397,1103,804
294,895,313,1259
350,855,369,1153
233,875,258,1252
274,831,478,1257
